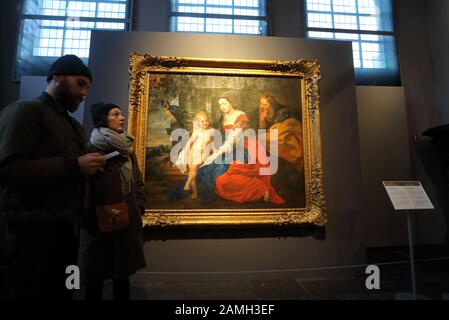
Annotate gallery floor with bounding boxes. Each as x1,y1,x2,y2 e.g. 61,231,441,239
118,245,449,300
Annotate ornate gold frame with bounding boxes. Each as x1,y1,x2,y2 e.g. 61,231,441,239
128,53,326,227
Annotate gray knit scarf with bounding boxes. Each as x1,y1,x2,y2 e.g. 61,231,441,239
90,127,134,194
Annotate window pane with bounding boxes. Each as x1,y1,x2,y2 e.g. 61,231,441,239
358,0,377,14
305,0,398,81
335,32,359,40
97,2,127,18
359,16,379,31
16,0,130,81
170,0,267,35
308,30,334,39
172,0,205,11
206,7,232,15
307,13,332,28
96,22,125,29
333,0,356,13
308,31,397,75
234,8,259,16
306,0,394,32
352,41,361,68
359,35,397,70
67,1,97,18
23,0,67,16
234,19,265,35
172,16,205,32
234,0,261,7
206,18,232,33
66,19,95,29
361,42,385,68
306,0,331,12
334,14,358,30
178,5,205,13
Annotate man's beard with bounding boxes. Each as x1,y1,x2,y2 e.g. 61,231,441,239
54,80,81,113
265,111,275,127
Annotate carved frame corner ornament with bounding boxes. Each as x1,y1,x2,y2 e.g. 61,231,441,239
128,54,326,228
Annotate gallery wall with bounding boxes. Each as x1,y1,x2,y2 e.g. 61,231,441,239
104,0,449,247
85,31,365,277
356,86,410,247
426,0,449,124
0,1,21,110
394,0,448,244
1,0,448,248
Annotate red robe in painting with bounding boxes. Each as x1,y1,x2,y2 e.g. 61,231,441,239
215,113,285,204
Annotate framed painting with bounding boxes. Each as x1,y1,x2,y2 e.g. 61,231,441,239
128,53,326,227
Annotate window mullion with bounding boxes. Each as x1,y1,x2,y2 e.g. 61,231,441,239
22,14,130,23
330,0,335,39
307,26,393,36
95,0,99,28
355,0,363,68
61,1,69,56
171,11,264,21
203,1,206,33
232,0,235,34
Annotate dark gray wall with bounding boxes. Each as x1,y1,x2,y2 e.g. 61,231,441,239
85,31,364,276
356,86,411,247
426,0,449,124
420,0,449,243
1,0,448,248
131,0,306,37
19,76,84,123
394,0,438,135
131,0,169,32
270,0,305,37
394,0,448,244
0,0,21,109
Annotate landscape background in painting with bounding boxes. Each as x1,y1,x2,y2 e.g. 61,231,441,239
144,73,305,209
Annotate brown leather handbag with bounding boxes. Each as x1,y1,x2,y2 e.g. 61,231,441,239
96,202,129,232
93,159,130,232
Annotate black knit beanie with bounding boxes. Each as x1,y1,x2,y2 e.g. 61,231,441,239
91,102,120,128
47,54,92,82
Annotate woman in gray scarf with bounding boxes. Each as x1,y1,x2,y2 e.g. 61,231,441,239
78,102,146,300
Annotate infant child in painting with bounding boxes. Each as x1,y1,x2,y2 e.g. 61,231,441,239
182,110,216,199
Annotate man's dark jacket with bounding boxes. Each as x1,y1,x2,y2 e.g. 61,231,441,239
0,92,87,222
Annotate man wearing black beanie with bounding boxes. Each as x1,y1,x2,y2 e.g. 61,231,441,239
0,55,105,299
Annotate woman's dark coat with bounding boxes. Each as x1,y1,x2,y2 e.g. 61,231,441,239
78,145,146,282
